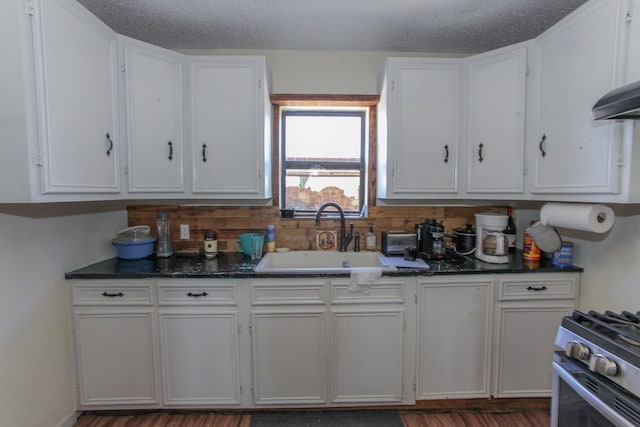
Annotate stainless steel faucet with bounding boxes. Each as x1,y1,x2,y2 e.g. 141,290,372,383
314,202,349,252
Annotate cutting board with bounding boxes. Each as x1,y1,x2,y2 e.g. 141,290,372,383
382,256,430,269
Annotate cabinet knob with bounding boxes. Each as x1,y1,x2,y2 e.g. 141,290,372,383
478,142,484,163
202,143,208,163
168,141,174,161
443,144,449,164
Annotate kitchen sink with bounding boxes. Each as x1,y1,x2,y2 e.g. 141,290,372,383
254,250,397,273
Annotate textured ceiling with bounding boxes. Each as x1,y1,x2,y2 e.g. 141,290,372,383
77,0,589,54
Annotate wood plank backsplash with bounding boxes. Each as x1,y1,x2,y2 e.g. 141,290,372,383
127,205,507,254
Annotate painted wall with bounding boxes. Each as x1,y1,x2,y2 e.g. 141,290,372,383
0,206,126,427
179,49,463,94
516,206,640,312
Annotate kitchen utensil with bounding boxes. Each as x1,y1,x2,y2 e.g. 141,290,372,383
475,213,509,264
112,225,157,259
234,233,265,256
526,221,562,253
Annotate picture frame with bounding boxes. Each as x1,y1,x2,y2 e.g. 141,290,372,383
316,231,337,250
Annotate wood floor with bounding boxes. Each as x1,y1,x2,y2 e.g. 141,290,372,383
73,410,550,427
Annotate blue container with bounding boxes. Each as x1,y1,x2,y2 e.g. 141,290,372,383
112,237,157,260
552,242,573,267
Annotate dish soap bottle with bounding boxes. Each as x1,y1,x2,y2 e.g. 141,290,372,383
365,227,376,251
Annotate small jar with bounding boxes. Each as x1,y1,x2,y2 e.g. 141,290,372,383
204,231,218,259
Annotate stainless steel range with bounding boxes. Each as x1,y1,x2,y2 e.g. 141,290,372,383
553,310,640,426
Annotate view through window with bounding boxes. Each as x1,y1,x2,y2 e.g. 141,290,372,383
281,109,366,214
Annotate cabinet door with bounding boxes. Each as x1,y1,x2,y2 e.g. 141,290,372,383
627,0,640,84
74,310,159,407
32,0,119,193
251,308,327,404
159,310,240,405
122,37,184,193
494,304,574,397
466,45,527,194
384,59,460,196
190,57,269,197
330,307,404,403
417,278,493,399
531,0,626,194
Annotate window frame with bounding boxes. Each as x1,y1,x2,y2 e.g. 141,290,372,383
270,94,380,218
280,109,367,215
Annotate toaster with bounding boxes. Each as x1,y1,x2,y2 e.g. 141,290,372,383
381,231,417,256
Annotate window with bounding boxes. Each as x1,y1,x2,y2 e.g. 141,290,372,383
280,108,367,215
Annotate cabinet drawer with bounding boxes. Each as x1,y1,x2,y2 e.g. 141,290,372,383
330,280,405,304
498,276,578,301
158,283,237,305
251,281,326,305
71,282,154,306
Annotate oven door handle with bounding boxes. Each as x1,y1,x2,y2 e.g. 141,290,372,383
552,361,635,427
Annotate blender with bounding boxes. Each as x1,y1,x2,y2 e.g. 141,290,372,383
156,212,173,257
475,213,509,264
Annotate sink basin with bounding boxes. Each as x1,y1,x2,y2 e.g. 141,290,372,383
254,250,397,273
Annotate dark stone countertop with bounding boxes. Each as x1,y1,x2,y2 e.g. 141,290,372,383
65,250,583,280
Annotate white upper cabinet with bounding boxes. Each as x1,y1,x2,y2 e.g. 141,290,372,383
377,58,460,199
189,57,272,199
463,43,528,196
31,0,120,194
626,0,640,83
120,36,184,194
529,0,628,197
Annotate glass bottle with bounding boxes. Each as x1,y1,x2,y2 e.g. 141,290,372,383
504,207,517,253
204,231,217,259
365,227,376,251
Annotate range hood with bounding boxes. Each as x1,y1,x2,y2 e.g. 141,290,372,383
592,80,640,120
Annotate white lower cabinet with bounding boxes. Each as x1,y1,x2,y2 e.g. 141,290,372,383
330,277,407,404
250,279,327,405
157,281,241,406
492,274,580,397
71,281,160,408
252,308,327,404
250,277,411,406
417,276,493,399
70,272,579,409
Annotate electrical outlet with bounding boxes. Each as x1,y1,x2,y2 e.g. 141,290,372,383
180,224,190,240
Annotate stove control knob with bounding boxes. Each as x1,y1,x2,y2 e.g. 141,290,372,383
565,341,590,360
589,354,618,377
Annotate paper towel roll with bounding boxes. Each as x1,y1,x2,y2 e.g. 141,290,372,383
540,203,615,233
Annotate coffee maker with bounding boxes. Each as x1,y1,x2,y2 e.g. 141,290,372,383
418,219,448,260
475,213,509,264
